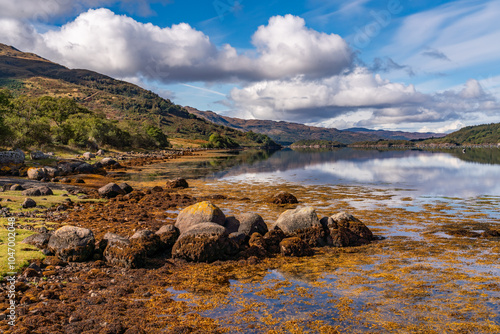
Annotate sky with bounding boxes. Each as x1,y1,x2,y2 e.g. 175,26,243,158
0,0,499,132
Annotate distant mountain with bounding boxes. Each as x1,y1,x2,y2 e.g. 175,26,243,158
186,107,444,145
0,43,276,147
345,127,445,140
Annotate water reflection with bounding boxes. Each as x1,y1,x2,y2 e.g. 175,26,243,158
212,148,500,197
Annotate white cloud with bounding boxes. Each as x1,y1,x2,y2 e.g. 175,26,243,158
229,71,500,128
0,0,170,20
0,10,353,82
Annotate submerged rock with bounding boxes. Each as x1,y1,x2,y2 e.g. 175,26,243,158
270,191,298,205
171,223,236,262
47,226,95,262
175,201,225,235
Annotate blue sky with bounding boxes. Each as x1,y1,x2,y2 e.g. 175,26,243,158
0,0,499,132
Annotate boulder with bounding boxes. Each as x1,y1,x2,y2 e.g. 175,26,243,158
27,167,46,180
44,166,58,178
237,213,268,237
326,212,374,247
103,233,146,269
96,149,105,156
166,178,189,189
130,230,162,257
175,201,225,235
83,152,95,160
155,224,180,251
273,207,328,247
280,237,314,257
223,216,240,234
22,233,51,249
30,151,48,160
47,226,95,262
101,158,117,166
22,186,53,197
98,183,126,198
263,228,286,254
0,149,25,164
118,183,133,194
172,223,236,262
270,191,298,205
10,184,24,191
74,162,94,174
22,198,37,208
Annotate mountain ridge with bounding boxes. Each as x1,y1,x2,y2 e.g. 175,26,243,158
186,107,445,145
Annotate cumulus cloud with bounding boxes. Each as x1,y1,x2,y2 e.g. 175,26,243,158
0,10,353,82
0,0,170,20
229,72,499,128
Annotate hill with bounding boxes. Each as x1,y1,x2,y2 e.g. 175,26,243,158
186,108,443,145
0,43,278,149
426,123,500,145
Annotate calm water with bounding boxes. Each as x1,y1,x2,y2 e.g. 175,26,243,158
208,148,500,198
158,148,500,332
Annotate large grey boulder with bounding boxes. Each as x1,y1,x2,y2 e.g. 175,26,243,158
175,201,225,235
172,223,236,262
103,233,146,269
47,226,95,262
98,183,126,198
273,207,328,247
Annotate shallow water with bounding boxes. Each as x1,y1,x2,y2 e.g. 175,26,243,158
151,148,500,333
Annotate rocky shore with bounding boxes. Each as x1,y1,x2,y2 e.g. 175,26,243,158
0,166,379,333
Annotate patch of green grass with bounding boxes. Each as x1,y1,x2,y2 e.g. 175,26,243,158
0,220,45,279
0,189,103,212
